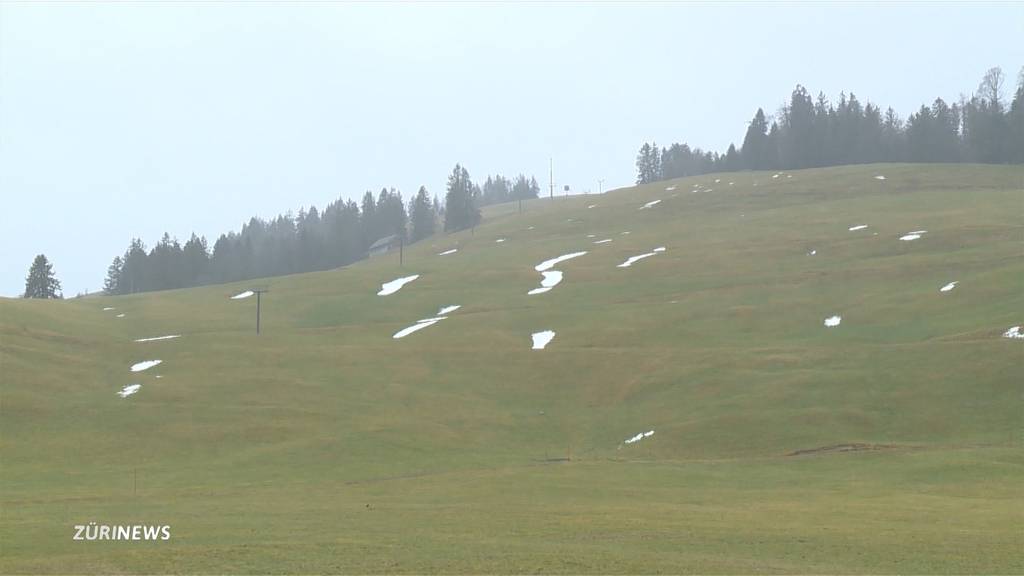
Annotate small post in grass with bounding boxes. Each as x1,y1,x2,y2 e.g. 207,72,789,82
252,288,269,334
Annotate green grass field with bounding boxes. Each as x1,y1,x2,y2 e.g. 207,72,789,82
2,164,1022,573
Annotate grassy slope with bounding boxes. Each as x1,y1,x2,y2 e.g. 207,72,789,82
1,164,1022,573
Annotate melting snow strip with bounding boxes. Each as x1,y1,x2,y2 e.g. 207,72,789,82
939,281,958,293
593,239,612,244
393,320,441,339
117,384,141,398
639,199,662,210
824,316,842,327
587,204,597,208
377,275,420,296
231,290,254,299
437,305,461,315
495,238,506,243
130,360,162,372
103,307,116,311
624,430,655,444
438,249,458,256
134,335,181,343
535,252,587,272
618,247,665,268
848,225,869,231
531,330,555,350
528,271,563,295
899,234,922,241
1003,326,1023,339
874,175,887,180
664,186,676,191
116,314,125,318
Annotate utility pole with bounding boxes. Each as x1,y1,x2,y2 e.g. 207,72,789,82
399,236,404,267
253,288,269,334
549,158,554,200
598,179,605,194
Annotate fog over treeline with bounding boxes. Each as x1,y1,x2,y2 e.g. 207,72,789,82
103,67,1022,296
635,67,1023,183
102,168,539,295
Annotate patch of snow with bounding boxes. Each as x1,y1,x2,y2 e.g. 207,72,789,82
906,230,927,235
848,225,869,231
438,249,458,256
1002,326,1023,339
231,290,254,300
587,204,597,209
665,186,676,191
617,252,659,268
377,275,419,296
393,319,441,339
874,175,886,180
772,173,781,179
527,226,535,230
899,234,922,241
639,199,662,210
103,307,115,311
808,249,817,256
824,316,842,327
130,360,162,372
729,181,735,186
117,384,141,398
624,430,655,444
116,314,125,318
528,271,564,295
531,330,556,350
437,305,461,315
535,251,587,272
593,239,613,244
786,174,792,179
714,179,720,183
620,231,631,235
653,246,666,252
134,335,181,343
495,238,506,243
587,234,596,238
939,282,958,293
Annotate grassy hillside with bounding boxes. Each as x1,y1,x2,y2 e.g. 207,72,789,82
1,164,1022,573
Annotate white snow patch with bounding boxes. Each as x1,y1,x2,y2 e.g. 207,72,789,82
939,282,958,293
624,430,655,444
874,175,887,180
528,271,563,295
824,316,842,327
531,330,556,350
231,290,254,300
906,230,927,235
664,186,676,191
786,174,792,178
116,313,125,318
848,225,869,231
593,238,613,244
617,251,659,268
117,384,141,398
899,234,922,241
495,238,506,243
103,307,115,311
130,360,162,372
438,248,458,256
377,275,420,296
772,173,781,179
587,204,597,209
639,199,662,210
134,335,181,343
535,251,587,272
527,226,535,230
653,246,666,252
587,234,596,238
714,179,721,183
1003,326,1023,339
620,231,631,235
393,320,441,339
437,305,461,315
808,249,817,256
729,181,735,186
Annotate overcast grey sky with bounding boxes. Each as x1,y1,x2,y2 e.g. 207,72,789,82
1,2,1021,297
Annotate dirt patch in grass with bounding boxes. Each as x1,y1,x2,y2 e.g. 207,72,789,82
787,443,901,457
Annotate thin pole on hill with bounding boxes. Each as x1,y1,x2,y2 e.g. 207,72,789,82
399,236,403,267
549,158,554,200
598,179,604,194
253,288,269,334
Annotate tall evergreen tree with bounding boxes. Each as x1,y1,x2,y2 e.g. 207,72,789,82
741,108,770,170
410,186,436,242
23,254,62,299
444,164,480,232
103,256,123,295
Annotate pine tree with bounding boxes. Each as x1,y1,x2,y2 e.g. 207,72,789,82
23,254,63,299
103,256,123,295
410,186,436,242
444,164,479,232
741,108,770,170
